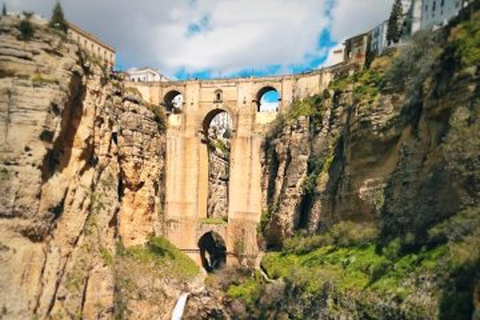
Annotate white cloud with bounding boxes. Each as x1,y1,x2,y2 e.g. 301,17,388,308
155,0,330,75
318,42,345,68
330,0,393,41
7,0,394,78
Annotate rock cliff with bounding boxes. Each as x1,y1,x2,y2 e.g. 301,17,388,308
261,27,479,250
0,15,171,319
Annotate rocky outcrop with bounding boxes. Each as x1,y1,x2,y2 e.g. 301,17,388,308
207,149,229,219
0,16,166,319
261,116,310,245
206,128,230,220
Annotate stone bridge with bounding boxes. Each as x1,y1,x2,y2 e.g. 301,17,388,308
128,69,335,268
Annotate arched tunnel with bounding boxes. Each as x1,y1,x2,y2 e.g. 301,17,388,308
198,231,227,272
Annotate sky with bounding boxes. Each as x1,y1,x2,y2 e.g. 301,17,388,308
6,0,394,80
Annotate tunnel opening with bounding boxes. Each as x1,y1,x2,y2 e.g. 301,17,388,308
257,87,280,112
203,110,233,221
198,231,227,272
164,90,184,113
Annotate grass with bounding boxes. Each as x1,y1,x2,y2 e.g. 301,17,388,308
227,278,262,306
258,242,449,315
118,236,199,281
199,217,228,225
30,73,60,86
329,67,384,105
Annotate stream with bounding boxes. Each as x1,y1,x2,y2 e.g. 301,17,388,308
171,292,190,320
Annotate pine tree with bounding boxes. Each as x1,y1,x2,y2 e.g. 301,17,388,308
49,2,68,33
18,12,34,40
2,2,7,16
387,0,404,45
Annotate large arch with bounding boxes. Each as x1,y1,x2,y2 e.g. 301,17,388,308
202,108,234,136
163,90,184,113
202,109,233,221
256,86,280,112
198,231,227,272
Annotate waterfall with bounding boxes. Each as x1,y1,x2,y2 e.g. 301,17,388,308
171,292,190,320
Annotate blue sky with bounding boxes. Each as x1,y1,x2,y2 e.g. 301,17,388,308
7,0,394,80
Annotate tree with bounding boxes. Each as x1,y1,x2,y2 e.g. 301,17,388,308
18,12,34,40
387,0,404,45
2,2,7,16
48,2,68,33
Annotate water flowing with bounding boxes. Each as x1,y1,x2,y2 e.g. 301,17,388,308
171,292,190,320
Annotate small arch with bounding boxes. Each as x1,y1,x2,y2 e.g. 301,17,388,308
163,90,184,113
257,86,280,112
214,89,223,102
198,231,227,272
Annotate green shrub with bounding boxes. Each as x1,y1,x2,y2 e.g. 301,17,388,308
330,221,379,247
151,105,167,133
283,234,333,254
227,279,262,306
448,11,480,67
428,207,480,243
100,247,113,266
30,73,59,86
385,30,444,103
283,221,378,255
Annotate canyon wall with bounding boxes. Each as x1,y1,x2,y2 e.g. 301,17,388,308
0,16,168,319
261,30,479,248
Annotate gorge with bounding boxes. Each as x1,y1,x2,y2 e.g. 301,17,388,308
0,5,480,320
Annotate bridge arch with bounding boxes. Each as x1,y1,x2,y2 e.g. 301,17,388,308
202,108,234,137
163,90,184,113
198,231,227,272
256,86,280,112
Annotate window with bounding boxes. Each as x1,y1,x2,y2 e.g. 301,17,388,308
441,0,445,6
432,1,436,11
215,90,222,102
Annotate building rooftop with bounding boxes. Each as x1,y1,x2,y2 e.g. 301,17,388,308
68,22,115,52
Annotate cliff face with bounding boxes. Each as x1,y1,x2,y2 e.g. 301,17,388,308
262,33,478,249
253,10,480,319
0,16,167,319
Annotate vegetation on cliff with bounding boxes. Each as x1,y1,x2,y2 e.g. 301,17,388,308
114,236,199,319
231,7,480,320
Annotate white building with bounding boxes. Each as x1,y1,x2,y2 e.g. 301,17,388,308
419,0,464,29
126,67,169,82
68,22,116,68
370,20,389,56
369,0,414,56
405,0,470,35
